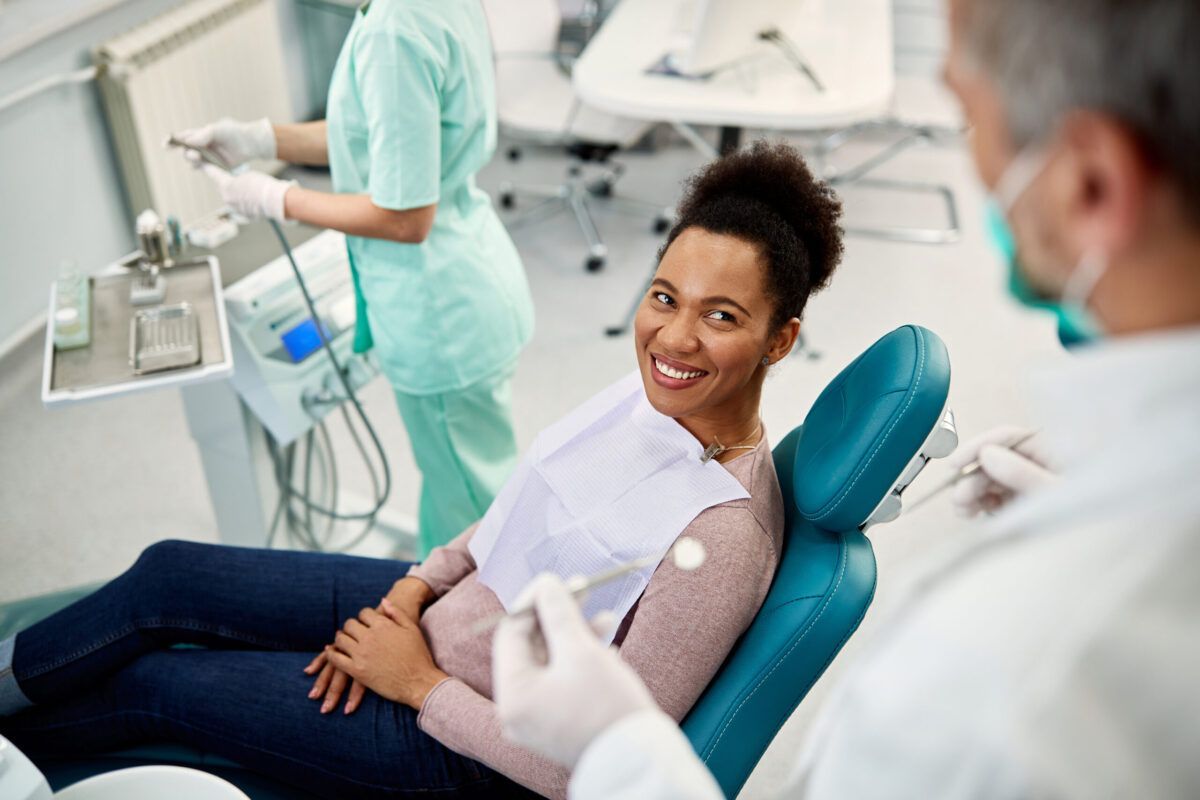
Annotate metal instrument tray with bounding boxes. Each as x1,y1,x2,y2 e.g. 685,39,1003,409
42,256,232,406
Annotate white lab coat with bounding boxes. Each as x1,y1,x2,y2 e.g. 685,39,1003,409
568,326,1200,800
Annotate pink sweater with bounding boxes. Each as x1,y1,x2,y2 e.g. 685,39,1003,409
408,434,784,799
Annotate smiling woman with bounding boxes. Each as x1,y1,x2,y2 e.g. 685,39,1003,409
0,141,843,800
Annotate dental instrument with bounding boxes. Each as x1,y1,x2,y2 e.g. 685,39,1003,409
905,430,1039,513
471,537,708,636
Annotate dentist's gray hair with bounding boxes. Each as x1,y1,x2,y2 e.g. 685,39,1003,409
963,0,1200,219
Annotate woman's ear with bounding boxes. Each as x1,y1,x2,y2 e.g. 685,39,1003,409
766,318,802,364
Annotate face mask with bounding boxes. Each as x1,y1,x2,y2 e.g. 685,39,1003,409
984,147,1108,346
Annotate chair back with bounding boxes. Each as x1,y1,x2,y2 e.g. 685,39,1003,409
481,0,560,55
682,325,952,797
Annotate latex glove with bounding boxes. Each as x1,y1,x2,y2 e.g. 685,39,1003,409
200,164,294,222
172,117,275,168
493,574,657,768
948,425,1057,517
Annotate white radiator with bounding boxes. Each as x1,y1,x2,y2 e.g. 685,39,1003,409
95,0,295,226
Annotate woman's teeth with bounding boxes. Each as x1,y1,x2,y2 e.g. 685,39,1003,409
654,358,705,380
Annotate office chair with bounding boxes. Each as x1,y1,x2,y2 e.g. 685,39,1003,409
809,76,965,245
0,325,953,799
482,0,673,272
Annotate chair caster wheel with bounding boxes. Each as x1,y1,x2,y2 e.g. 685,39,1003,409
500,192,515,210
586,256,605,272
653,216,671,234
589,181,614,198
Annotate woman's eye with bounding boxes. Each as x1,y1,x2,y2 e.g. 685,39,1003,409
653,291,674,306
707,310,736,324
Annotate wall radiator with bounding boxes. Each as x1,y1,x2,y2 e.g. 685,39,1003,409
95,0,294,226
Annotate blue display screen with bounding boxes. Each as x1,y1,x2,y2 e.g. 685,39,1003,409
281,318,327,363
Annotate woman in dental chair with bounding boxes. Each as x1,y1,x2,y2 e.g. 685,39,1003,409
0,142,843,800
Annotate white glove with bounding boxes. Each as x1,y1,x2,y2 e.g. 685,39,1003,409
199,164,294,222
949,425,1058,517
172,117,276,168
493,574,658,768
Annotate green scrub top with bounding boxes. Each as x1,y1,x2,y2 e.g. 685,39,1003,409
326,0,534,396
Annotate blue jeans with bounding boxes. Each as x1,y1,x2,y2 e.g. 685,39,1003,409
0,540,537,799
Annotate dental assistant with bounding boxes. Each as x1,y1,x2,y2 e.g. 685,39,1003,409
175,0,534,556
491,0,1200,796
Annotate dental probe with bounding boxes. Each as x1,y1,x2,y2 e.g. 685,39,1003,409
470,537,707,636
905,430,1040,513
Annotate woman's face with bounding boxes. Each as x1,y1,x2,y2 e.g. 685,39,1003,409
634,227,793,421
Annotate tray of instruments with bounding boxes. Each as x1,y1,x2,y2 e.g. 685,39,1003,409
42,256,233,407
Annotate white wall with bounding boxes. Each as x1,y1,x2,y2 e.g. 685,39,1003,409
893,0,949,77
0,0,313,352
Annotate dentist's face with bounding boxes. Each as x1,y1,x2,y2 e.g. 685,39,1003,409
945,0,1080,297
634,227,783,421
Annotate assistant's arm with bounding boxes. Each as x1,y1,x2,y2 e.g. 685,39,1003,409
284,190,435,244
281,26,439,245
272,120,329,166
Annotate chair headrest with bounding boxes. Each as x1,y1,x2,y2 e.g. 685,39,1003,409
793,325,951,531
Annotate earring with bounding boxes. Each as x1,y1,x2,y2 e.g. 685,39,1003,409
761,356,770,366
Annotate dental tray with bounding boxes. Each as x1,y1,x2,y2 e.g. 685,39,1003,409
129,302,202,375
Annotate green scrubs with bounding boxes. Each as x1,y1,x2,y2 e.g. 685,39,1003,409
326,0,534,555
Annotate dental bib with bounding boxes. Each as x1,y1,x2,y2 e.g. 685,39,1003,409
469,371,750,642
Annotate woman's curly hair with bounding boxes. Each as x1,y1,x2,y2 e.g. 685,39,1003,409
660,140,844,330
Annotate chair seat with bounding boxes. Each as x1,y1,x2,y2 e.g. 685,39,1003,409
496,58,652,147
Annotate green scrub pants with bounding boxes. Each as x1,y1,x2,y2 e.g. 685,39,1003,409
392,365,519,557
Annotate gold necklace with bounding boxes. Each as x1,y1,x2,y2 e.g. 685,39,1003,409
700,420,763,463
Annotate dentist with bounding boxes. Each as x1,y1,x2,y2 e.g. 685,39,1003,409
492,0,1200,796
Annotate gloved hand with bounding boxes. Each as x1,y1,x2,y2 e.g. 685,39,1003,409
493,574,657,768
949,425,1057,517
199,164,295,222
172,117,276,168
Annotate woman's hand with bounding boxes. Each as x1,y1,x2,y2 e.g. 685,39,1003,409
327,598,449,710
304,577,436,714
383,576,436,622
305,646,364,714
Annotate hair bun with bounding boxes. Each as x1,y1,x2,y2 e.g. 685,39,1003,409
664,140,844,326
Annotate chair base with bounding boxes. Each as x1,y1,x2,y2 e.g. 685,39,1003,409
499,157,673,273
815,120,963,245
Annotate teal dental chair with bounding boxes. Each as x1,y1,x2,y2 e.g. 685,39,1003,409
683,323,954,797
0,325,953,799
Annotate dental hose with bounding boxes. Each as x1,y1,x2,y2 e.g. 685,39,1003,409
265,218,393,523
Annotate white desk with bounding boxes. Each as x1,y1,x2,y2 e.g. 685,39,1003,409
573,0,894,149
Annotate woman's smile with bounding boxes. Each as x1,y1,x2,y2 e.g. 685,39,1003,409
651,353,709,389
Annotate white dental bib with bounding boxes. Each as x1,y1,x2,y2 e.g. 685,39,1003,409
469,371,751,643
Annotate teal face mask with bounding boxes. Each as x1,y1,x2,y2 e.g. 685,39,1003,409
985,149,1107,347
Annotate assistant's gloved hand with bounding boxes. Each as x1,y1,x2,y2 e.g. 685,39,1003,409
199,164,295,222
949,425,1058,517
493,574,657,768
172,117,276,168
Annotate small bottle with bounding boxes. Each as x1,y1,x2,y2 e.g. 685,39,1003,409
53,263,90,351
